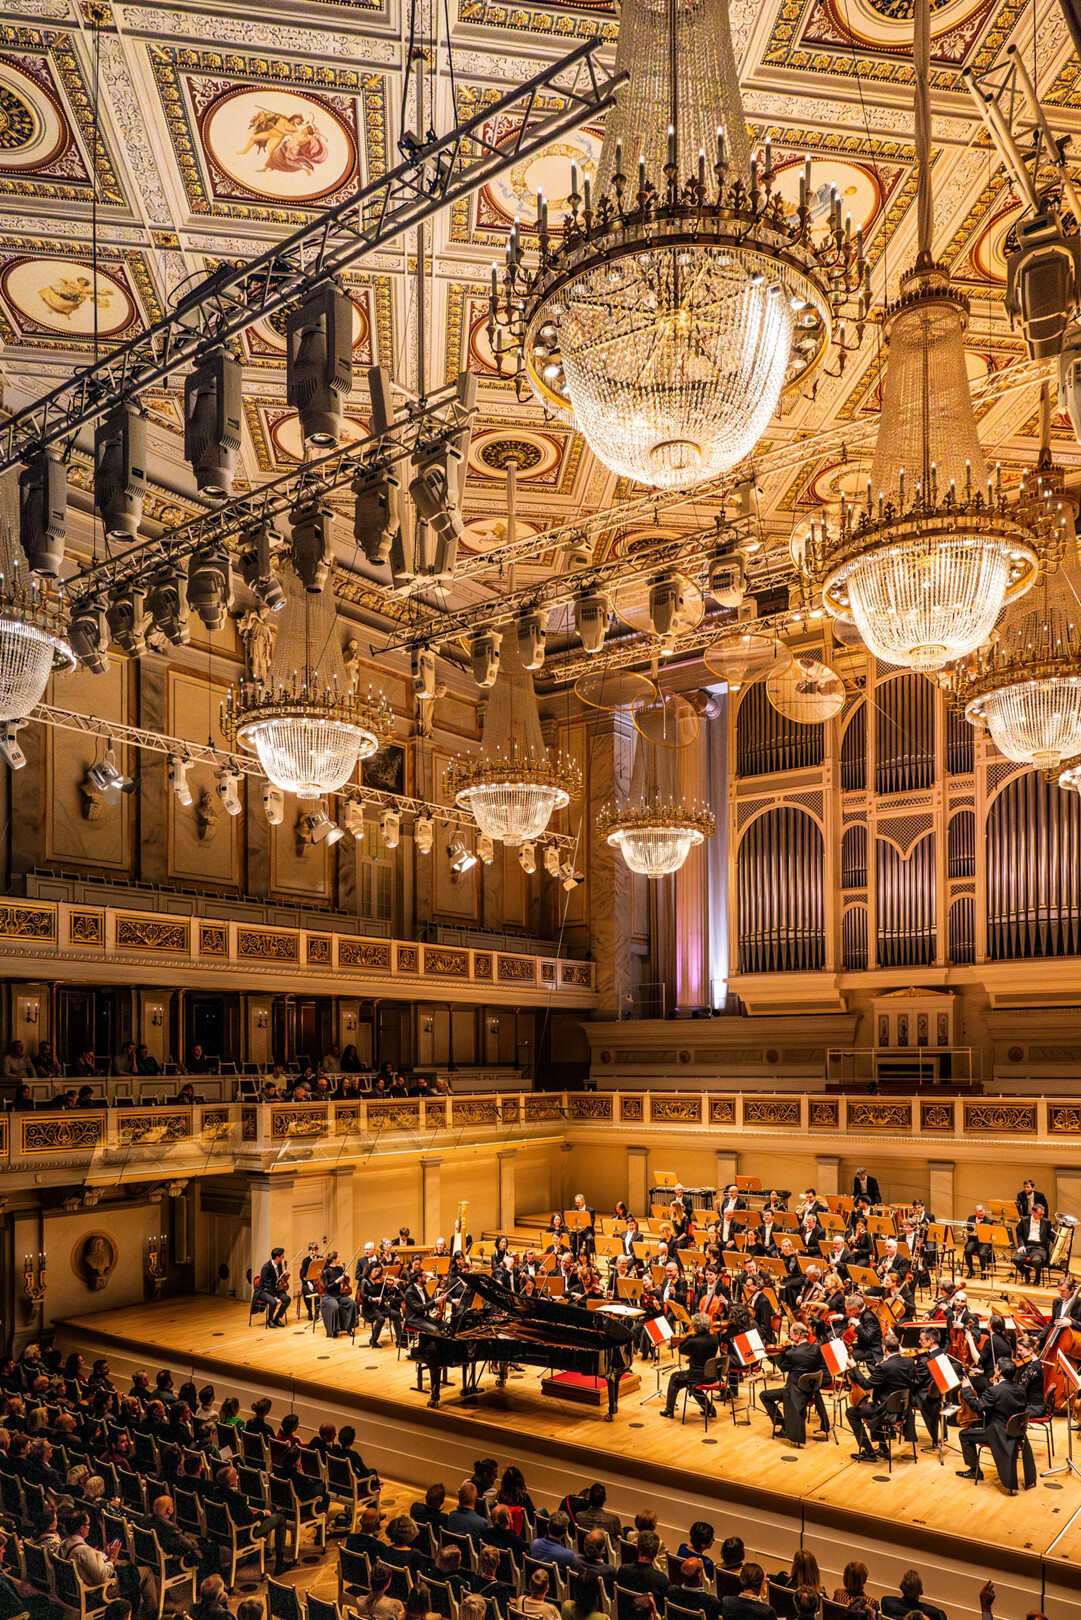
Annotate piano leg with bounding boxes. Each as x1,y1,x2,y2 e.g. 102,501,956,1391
606,1372,618,1421
426,1359,443,1408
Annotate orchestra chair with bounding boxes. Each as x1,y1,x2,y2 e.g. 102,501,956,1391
308,1596,342,1620
268,1574,306,1620
131,1522,197,1620
425,1575,459,1620
441,1528,478,1571
1026,1411,1054,1468
204,1498,266,1589
680,1352,734,1433
970,1411,1030,1495
325,1456,378,1533
248,1290,270,1330
337,1545,371,1607
767,1583,803,1620
879,1389,917,1473
269,1473,328,1560
795,1371,828,1447
52,1556,110,1620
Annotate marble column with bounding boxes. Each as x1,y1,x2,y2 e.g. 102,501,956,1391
248,1172,297,1268
675,704,713,1012
928,1161,955,1220
421,1156,442,1244
497,1150,517,1230
585,711,636,1019
628,1146,649,1214
1054,1166,1080,1222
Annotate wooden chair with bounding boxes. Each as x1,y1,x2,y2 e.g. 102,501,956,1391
972,1411,1030,1495
325,1456,377,1533
307,1597,341,1620
425,1575,459,1620
268,1574,306,1620
23,1542,54,1599
174,1486,205,1537
337,1546,371,1607
879,1388,917,1473
131,1523,197,1620
768,1582,803,1620
441,1528,478,1571
269,1474,327,1560
202,1497,266,1588
51,1556,110,1620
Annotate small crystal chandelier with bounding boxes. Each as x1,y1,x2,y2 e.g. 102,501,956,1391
223,567,392,799
446,637,580,844
489,0,864,491
0,513,73,721
803,0,1041,671
598,695,715,878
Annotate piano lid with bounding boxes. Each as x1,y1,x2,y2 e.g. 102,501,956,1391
464,1269,635,1345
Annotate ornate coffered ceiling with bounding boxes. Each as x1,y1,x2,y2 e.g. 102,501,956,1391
0,0,1076,637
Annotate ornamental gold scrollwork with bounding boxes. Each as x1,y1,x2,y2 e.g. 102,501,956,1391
200,1108,230,1131
21,1115,104,1154
0,1116,8,1155
116,1111,191,1145
847,1101,911,1131
115,915,190,953
743,1100,800,1128
270,1106,329,1139
963,1102,1037,1133
1050,1106,1081,1134
241,1107,258,1141
422,946,469,977
397,945,418,971
621,1095,645,1122
541,963,556,982
238,928,299,962
368,1102,420,1131
0,902,55,941
560,962,591,986
709,1097,737,1125
339,940,392,970
500,1098,521,1123
334,1105,364,1134
68,910,104,947
809,1100,839,1128
473,953,492,979
497,955,535,982
453,1100,499,1126
306,935,332,965
199,923,227,956
921,1103,955,1132
651,1096,702,1125
423,1101,448,1127
525,1096,562,1122
566,1096,613,1121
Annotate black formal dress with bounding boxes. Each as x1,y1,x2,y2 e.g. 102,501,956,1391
319,1265,359,1337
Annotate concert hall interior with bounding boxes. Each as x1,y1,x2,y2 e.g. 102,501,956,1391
8,0,1081,1619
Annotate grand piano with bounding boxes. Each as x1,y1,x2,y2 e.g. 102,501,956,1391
412,1270,635,1419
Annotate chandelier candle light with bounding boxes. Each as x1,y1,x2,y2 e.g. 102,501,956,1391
446,636,581,844
804,0,1041,670
488,0,865,491
598,694,715,878
0,486,73,721
223,567,392,799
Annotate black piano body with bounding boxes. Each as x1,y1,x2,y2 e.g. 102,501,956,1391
412,1270,634,1419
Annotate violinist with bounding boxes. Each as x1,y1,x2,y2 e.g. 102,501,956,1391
1038,1276,1081,1348
978,1314,1013,1377
824,1235,853,1279
844,1294,883,1363
1013,1332,1047,1416
299,1240,322,1322
761,1320,830,1444
659,1261,688,1315
795,1265,826,1319
1013,1201,1053,1284
799,1206,826,1253
963,1204,993,1280
745,1276,777,1343
956,1358,1036,1489
847,1217,874,1268
819,1268,848,1322
847,1332,914,1462
354,1241,378,1288
254,1247,291,1327
490,1236,514,1279
750,1210,781,1256
319,1249,358,1339
360,1262,401,1349
660,1311,721,1420
607,1255,634,1297
911,1327,945,1448
619,1217,642,1258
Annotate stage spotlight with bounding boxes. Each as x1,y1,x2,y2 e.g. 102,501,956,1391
184,347,243,498
470,630,501,688
574,590,610,654
290,500,335,594
341,801,365,839
238,524,287,613
188,548,233,631
518,840,536,875
448,837,477,873
1005,208,1080,361
286,284,354,447
415,814,434,854
409,372,476,580
708,549,747,608
94,401,147,540
262,783,284,825
215,767,242,816
380,809,400,849
68,602,110,674
89,746,135,805
18,449,66,576
517,609,547,671
543,844,561,877
0,722,27,771
309,804,345,845
168,755,193,808
411,648,436,700
477,833,495,865
353,470,401,567
105,584,149,657
649,571,688,640
147,567,190,646
560,858,584,891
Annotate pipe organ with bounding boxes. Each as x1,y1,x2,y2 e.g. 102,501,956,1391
736,807,824,972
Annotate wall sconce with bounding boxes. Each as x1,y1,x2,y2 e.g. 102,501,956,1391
255,1009,268,1030
488,1018,500,1036
22,1251,46,1305
147,1233,168,1292
422,1016,434,1035
149,1006,163,1027
344,1012,357,1032
22,1002,38,1025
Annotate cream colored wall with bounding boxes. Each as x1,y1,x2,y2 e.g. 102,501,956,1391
19,1198,164,1332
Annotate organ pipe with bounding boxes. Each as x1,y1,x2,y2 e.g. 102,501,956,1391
987,773,1081,959
875,673,935,795
841,823,868,888
736,683,824,777
840,705,866,791
949,896,975,964
947,810,976,878
737,808,825,972
842,905,868,970
876,833,936,967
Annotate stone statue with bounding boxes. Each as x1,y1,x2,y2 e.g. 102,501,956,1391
196,788,219,842
342,637,361,691
239,606,277,687
414,680,447,739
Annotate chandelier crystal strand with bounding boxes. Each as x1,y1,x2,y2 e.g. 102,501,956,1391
598,694,715,878
803,0,1040,671
0,472,72,720
490,0,864,491
223,566,392,798
446,635,580,844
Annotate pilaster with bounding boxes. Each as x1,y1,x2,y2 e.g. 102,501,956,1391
628,1145,649,1214
421,1156,443,1244
497,1149,517,1231
585,711,636,1018
928,1160,955,1218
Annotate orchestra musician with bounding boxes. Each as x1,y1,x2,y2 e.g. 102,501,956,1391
670,1197,694,1249
619,1218,642,1258
963,1205,994,1279
403,1257,434,1333
319,1249,358,1339
847,1332,915,1461
853,1167,882,1206
1013,1202,1053,1284
1037,1276,1081,1348
910,1327,945,1448
745,1275,777,1342
777,1239,804,1309
660,1312,721,1420
571,1193,597,1257
760,1321,830,1444
795,1265,826,1319
881,1272,915,1324
956,1359,1037,1490
1013,1333,1047,1417
1016,1180,1050,1222
717,1185,746,1246
846,1217,874,1267
799,1187,829,1219
360,1263,402,1349
844,1294,883,1363
799,1206,826,1254
608,1255,634,1297
254,1247,291,1327
824,1235,853,1279
659,1261,688,1314
299,1240,322,1322
750,1210,780,1255
978,1314,1013,1377
354,1241,378,1289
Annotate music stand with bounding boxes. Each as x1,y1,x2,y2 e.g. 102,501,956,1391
564,1210,592,1230
736,1175,763,1192
616,1277,646,1303
1043,1343,1081,1480
848,1264,881,1292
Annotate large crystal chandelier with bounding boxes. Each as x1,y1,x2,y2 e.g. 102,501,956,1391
446,637,580,844
489,0,864,490
223,566,392,798
598,695,715,877
803,0,1040,671
0,490,72,720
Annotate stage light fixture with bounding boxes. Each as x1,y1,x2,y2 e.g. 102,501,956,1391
415,814,434,854
94,401,147,541
68,602,110,675
708,549,748,608
574,590,610,654
168,755,193,807
147,567,190,646
184,347,243,498
448,837,477,873
518,840,536,875
559,858,584,891
409,373,476,580
89,746,135,805
411,648,437,700
341,801,365,839
1005,208,1080,361
380,809,400,849
239,524,286,613
188,549,233,632
470,630,502,688
105,584,149,658
215,767,242,816
18,449,66,577
286,284,354,447
354,367,400,567
262,782,284,825
0,722,27,771
477,833,495,865
517,609,547,671
649,571,690,641
543,844,561,877
309,804,345,845
290,501,335,593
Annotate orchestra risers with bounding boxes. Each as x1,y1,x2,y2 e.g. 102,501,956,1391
54,1295,1079,1620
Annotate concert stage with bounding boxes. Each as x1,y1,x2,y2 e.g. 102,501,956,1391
57,1298,1081,1620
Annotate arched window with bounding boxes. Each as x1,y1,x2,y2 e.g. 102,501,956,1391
737,808,825,972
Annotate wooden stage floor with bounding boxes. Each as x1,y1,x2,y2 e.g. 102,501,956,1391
58,1297,1081,1594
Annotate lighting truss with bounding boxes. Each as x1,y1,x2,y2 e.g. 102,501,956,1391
0,41,626,474
29,702,579,849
